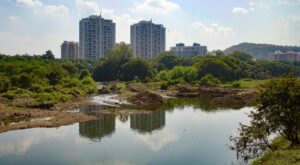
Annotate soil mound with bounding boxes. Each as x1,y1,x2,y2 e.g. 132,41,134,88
129,91,164,106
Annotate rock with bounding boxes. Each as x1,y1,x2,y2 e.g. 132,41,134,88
128,91,164,107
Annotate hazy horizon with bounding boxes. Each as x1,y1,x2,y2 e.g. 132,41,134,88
0,0,300,57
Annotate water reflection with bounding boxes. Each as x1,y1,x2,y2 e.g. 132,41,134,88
162,97,245,111
0,98,253,165
130,110,165,134
118,113,129,123
79,114,115,142
79,104,113,114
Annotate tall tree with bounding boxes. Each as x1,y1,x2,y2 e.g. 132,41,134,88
231,76,300,159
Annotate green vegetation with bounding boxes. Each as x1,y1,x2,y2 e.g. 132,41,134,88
252,136,300,165
0,52,97,108
92,45,300,88
1,44,300,110
221,79,266,88
231,76,300,161
93,44,154,82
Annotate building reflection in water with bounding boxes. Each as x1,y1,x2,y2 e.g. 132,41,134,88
79,104,112,114
79,114,116,142
130,110,165,134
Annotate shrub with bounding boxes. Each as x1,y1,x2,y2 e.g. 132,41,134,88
0,76,10,93
79,69,90,79
199,74,221,86
160,82,169,90
29,84,45,93
232,82,241,88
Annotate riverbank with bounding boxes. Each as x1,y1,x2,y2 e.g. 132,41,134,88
0,83,257,133
252,136,300,165
116,82,257,108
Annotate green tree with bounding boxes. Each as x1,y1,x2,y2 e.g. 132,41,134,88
155,52,179,71
93,44,135,82
195,58,234,82
231,76,300,159
0,75,10,93
230,51,253,62
61,61,79,74
121,58,154,81
42,50,55,60
46,65,66,85
199,74,221,85
208,50,224,57
80,69,91,79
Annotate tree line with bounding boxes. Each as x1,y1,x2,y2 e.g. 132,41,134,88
91,44,300,86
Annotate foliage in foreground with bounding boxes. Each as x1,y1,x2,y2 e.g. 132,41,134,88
0,52,97,107
231,76,300,160
252,136,300,165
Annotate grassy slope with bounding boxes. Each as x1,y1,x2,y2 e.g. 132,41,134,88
252,136,300,165
221,79,266,88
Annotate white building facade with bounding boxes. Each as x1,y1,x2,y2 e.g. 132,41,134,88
79,15,116,60
130,20,166,59
170,43,207,57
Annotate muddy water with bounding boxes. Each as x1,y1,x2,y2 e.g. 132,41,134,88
0,98,252,165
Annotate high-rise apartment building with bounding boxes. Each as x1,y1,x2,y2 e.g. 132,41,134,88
79,15,116,60
61,41,79,60
130,20,166,59
170,43,207,57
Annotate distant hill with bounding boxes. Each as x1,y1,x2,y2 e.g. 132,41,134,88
224,43,300,60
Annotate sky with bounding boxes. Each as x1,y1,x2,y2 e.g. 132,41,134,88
0,0,300,58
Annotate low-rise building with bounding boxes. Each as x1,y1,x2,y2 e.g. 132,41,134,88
170,43,207,57
61,41,79,60
268,51,300,62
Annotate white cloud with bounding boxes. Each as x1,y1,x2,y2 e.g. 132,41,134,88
101,9,138,43
14,0,42,7
287,15,300,22
232,2,269,15
75,0,100,15
192,22,235,37
12,0,69,17
232,7,249,14
44,5,69,16
136,130,178,151
8,16,22,23
278,0,300,4
0,127,69,155
133,0,180,15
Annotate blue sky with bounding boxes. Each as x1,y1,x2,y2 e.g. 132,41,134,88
0,0,300,57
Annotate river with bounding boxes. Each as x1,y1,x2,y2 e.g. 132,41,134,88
0,98,252,165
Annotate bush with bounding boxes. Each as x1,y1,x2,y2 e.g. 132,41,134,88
81,76,97,94
29,84,45,93
0,76,10,93
79,69,90,79
232,82,241,88
199,74,221,86
160,82,169,90
156,66,198,83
